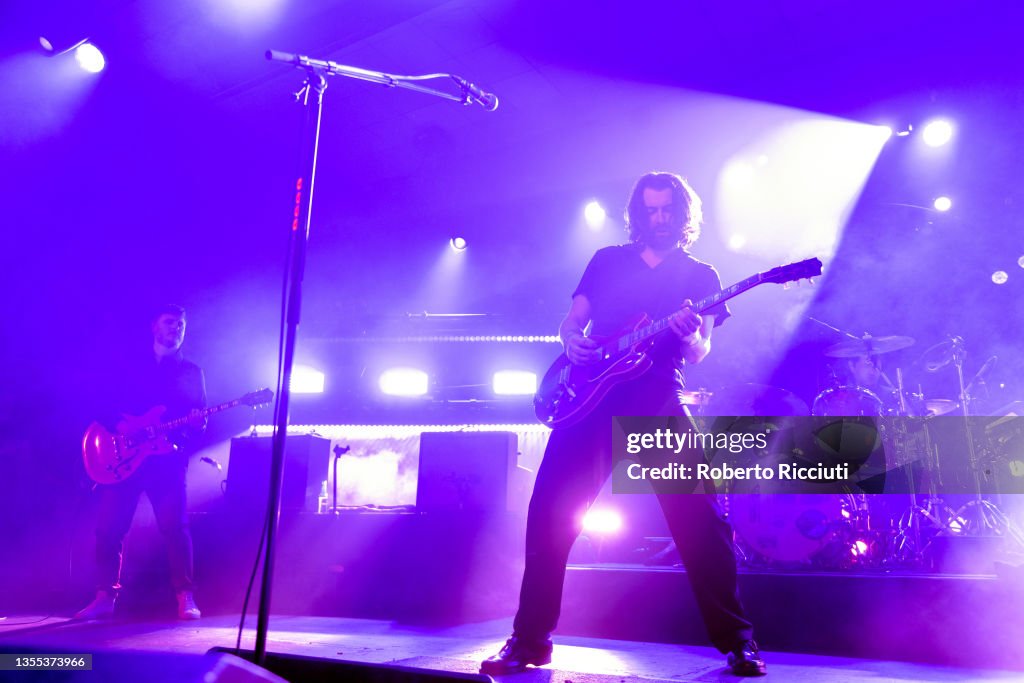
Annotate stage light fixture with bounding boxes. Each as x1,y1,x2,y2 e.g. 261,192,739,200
449,236,467,252
379,368,429,396
74,43,106,73
921,119,954,147
992,271,1008,285
933,196,952,212
582,508,622,534
290,365,325,394
1017,255,1024,269
493,370,537,396
39,34,88,55
584,201,606,228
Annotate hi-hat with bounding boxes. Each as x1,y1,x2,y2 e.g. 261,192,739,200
824,334,915,358
680,389,713,406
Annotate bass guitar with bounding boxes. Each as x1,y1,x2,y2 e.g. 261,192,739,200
82,388,273,484
534,258,822,428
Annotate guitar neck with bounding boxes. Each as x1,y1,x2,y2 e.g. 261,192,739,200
608,273,764,354
160,397,248,431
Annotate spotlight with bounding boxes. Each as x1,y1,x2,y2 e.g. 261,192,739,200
74,43,105,73
921,119,954,147
582,508,622,534
933,196,952,212
584,201,606,228
379,368,429,396
992,271,1008,285
850,540,869,556
493,370,537,396
1017,255,1024,269
727,234,747,250
449,237,467,252
290,365,325,394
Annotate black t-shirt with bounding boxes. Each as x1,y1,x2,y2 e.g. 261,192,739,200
572,243,730,386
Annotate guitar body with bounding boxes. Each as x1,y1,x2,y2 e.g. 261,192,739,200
83,406,177,485
81,388,273,485
534,316,654,429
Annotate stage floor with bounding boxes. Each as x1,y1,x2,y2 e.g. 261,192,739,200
1,614,1019,683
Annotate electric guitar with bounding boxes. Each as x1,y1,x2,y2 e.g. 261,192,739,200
534,258,823,428
82,388,273,485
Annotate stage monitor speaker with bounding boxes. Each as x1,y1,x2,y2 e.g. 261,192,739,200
227,435,331,513
417,431,518,514
0,646,286,682
211,647,492,683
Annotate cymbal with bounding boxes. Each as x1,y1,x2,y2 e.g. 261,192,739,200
924,399,958,416
824,334,915,358
707,384,809,416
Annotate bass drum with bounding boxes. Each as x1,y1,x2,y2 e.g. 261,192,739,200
812,385,884,417
729,486,856,563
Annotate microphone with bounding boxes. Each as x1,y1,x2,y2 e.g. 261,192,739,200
453,77,499,112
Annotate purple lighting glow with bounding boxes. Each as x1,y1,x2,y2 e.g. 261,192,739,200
582,509,623,534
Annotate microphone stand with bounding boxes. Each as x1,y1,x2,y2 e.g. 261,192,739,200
253,50,496,667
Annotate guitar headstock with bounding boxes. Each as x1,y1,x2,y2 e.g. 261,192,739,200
242,388,274,408
761,257,823,286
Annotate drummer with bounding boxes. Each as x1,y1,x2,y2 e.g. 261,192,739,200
843,355,901,414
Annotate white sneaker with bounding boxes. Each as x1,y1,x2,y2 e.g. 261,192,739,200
75,590,115,620
176,591,201,620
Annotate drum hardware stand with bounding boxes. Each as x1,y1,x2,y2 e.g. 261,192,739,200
889,368,958,566
943,338,1024,547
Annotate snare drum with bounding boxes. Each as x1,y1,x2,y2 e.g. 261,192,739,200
812,386,884,417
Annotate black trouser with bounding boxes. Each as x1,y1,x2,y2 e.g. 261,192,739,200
94,453,193,594
512,378,754,653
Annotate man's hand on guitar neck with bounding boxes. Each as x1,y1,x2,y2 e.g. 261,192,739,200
186,408,208,433
668,299,703,346
670,299,714,364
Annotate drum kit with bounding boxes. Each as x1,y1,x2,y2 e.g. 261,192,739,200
679,328,1024,571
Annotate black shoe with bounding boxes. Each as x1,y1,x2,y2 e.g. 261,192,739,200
727,640,766,677
480,635,553,675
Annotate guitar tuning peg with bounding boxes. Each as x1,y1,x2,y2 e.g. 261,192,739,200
782,282,791,290
808,277,816,286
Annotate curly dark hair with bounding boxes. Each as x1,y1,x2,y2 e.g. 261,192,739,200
151,303,186,323
624,171,703,248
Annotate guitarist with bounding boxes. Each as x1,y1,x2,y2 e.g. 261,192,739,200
76,304,207,621
481,172,765,676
